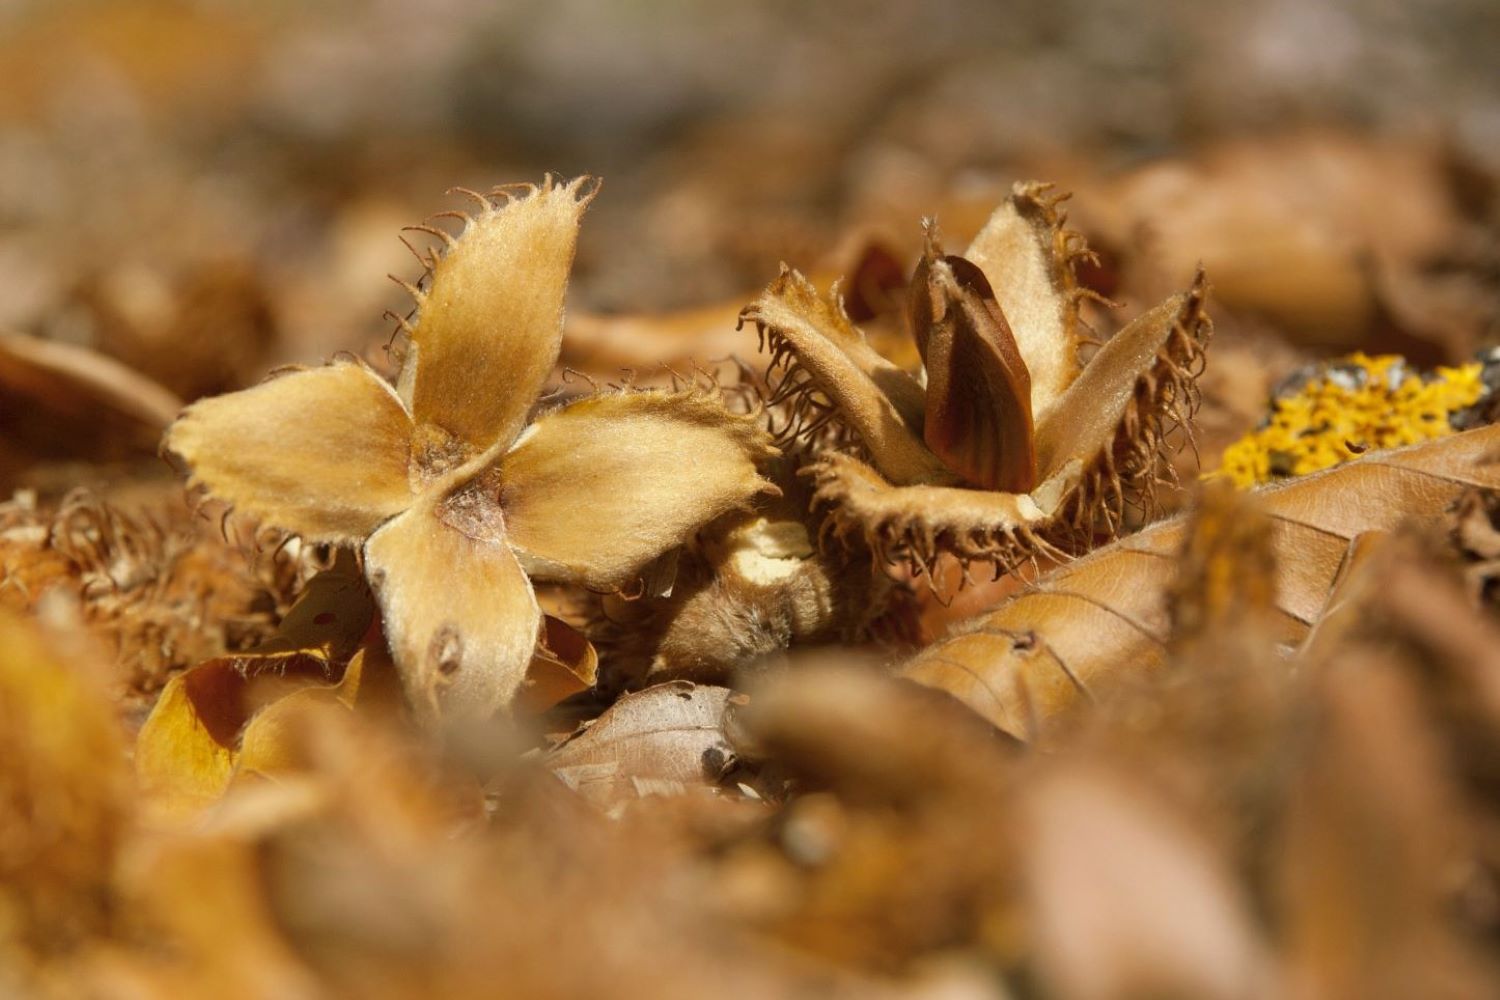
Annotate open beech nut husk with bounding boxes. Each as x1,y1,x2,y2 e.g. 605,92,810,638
739,181,1212,582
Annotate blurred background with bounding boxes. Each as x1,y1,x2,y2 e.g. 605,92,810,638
1,0,1498,401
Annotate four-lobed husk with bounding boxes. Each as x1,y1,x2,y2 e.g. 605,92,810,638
161,177,779,726
740,182,1212,580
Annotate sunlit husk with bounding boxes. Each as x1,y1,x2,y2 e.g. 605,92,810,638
806,451,1073,576
1040,272,1212,547
745,182,1209,577
363,494,541,725
399,175,598,457
962,182,1095,423
804,275,1209,575
161,174,799,726
738,266,950,486
164,361,415,544
500,387,780,591
585,507,878,689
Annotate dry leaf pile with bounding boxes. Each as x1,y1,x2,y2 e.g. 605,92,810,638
6,104,1500,997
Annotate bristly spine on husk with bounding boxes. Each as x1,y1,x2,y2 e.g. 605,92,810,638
741,268,866,453
1013,181,1109,330
1051,270,1210,547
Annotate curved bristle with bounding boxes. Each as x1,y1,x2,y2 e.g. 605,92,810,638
404,224,458,249
447,187,494,213
1049,270,1212,550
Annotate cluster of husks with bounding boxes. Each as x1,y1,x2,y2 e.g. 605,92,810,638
741,183,1211,577
160,177,1216,729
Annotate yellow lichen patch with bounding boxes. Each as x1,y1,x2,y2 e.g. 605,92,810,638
1216,354,1484,488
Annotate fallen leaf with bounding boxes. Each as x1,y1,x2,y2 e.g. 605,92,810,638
98,825,325,1000
235,648,404,780
558,239,912,383
134,552,381,817
1070,132,1465,351
722,662,1023,970
0,332,182,486
1278,651,1490,999
903,426,1500,738
70,259,279,400
514,615,599,714
547,681,737,806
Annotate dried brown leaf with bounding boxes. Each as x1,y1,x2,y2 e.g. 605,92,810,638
903,426,1500,738
0,332,183,486
722,663,1022,970
1166,477,1280,652
557,238,909,383
514,615,598,714
74,259,279,400
1279,652,1491,999
134,555,382,816
562,301,757,375
1071,132,1465,350
731,660,1018,804
547,681,737,806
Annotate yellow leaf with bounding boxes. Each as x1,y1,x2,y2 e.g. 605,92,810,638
135,554,379,817
515,616,599,715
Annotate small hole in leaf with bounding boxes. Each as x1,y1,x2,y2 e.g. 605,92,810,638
313,612,336,625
